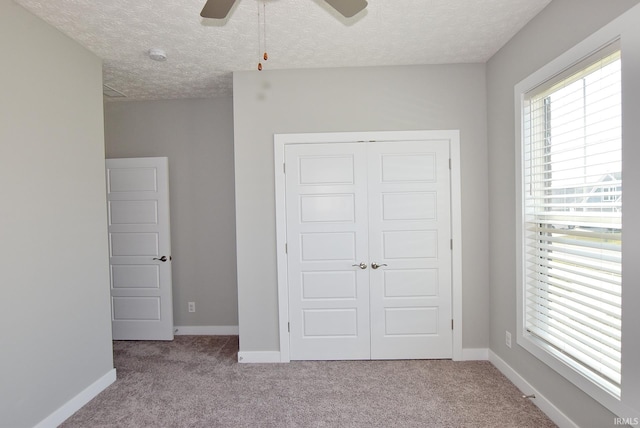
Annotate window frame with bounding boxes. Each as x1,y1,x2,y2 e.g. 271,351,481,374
514,6,640,418
523,43,622,397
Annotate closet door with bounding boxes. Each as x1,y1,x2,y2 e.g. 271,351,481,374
367,141,452,359
286,140,452,360
286,143,371,360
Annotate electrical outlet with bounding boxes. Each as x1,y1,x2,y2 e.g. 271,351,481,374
506,330,512,348
188,302,195,313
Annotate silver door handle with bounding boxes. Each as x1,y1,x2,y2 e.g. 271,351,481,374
352,262,367,270
153,256,168,262
371,262,387,269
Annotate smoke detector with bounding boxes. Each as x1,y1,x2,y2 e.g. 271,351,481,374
148,48,167,62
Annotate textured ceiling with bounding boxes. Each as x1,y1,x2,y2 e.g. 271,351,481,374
15,0,552,101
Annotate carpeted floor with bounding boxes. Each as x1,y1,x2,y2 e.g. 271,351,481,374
61,336,556,427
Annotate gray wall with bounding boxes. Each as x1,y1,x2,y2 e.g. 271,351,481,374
487,0,640,426
233,64,489,352
0,1,114,426
105,98,238,328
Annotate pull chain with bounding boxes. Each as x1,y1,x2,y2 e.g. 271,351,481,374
257,1,268,71
263,2,268,61
257,1,261,70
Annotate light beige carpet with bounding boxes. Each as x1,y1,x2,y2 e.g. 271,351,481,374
61,336,556,427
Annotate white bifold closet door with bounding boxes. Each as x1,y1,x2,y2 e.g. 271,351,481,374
286,141,452,360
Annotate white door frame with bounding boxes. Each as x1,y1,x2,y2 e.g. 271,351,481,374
274,130,462,362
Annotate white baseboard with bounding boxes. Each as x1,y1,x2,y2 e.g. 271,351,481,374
174,325,239,335
461,348,489,361
237,351,282,363
34,368,116,428
489,350,578,428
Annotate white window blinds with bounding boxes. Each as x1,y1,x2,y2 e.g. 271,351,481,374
522,44,622,396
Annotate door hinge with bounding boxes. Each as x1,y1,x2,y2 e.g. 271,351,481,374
283,163,286,174
449,158,452,170
451,319,454,330
285,243,288,254
288,322,290,333
450,239,453,250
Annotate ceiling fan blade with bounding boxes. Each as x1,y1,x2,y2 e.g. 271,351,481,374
324,0,368,18
200,0,236,19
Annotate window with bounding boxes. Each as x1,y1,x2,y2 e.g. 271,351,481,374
601,185,619,202
521,43,622,397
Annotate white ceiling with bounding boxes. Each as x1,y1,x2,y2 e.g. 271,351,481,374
15,0,552,101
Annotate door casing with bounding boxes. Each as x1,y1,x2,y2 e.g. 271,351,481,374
274,130,462,362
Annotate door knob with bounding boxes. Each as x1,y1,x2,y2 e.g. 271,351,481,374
352,262,367,269
371,262,387,269
153,256,168,262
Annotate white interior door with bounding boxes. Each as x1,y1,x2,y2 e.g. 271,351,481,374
106,157,174,340
286,141,452,360
368,141,452,359
286,143,371,360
